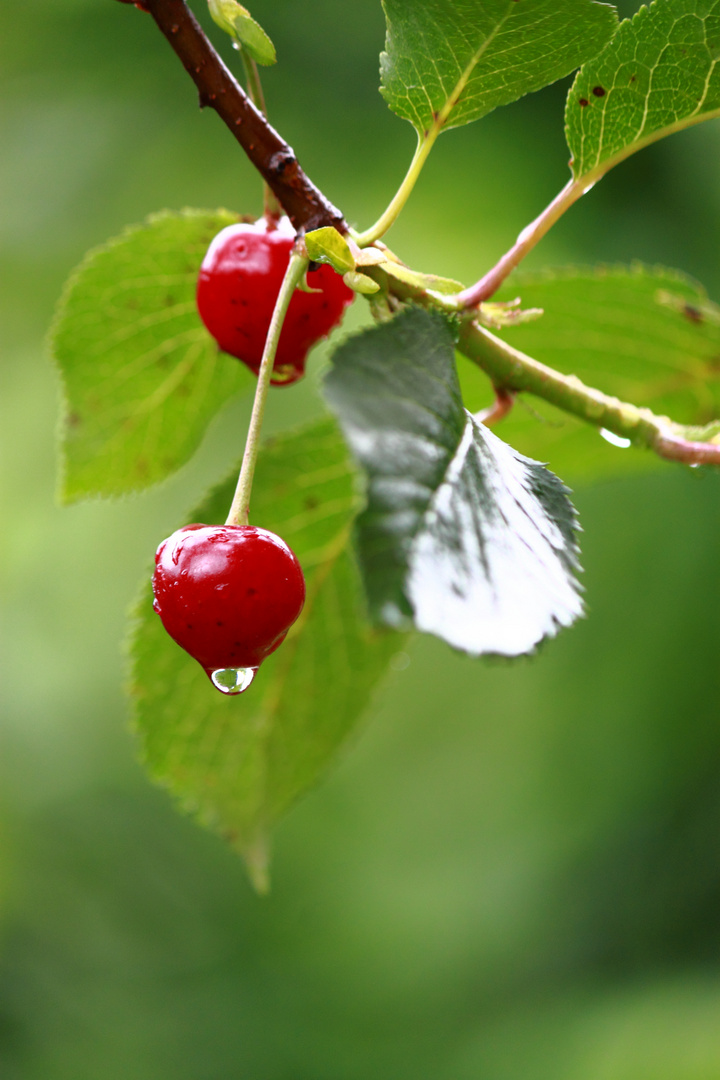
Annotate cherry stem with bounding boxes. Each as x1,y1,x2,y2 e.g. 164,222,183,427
114,0,720,472
226,250,309,527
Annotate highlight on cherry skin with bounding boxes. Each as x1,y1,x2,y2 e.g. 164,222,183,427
196,215,354,385
152,524,306,695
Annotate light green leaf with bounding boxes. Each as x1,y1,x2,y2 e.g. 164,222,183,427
567,0,720,182
51,210,254,502
304,227,355,274
208,0,276,65
380,0,618,136
478,297,545,328
130,418,403,888
342,271,381,295
324,307,582,656
459,263,720,482
380,260,465,296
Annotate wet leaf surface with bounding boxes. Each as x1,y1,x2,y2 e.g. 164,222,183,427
325,307,583,656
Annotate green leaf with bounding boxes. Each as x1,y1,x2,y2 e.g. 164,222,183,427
130,418,403,888
51,210,254,502
324,307,583,657
342,271,381,295
567,0,720,182
379,260,465,296
460,264,720,482
380,0,618,136
208,0,277,65
304,227,355,274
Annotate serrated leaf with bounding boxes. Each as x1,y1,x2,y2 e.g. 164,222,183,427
380,0,618,136
567,0,720,182
305,227,355,274
51,210,254,501
324,307,582,657
130,419,403,886
208,0,276,65
459,264,720,482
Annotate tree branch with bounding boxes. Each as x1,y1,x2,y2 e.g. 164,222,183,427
457,179,587,308
461,321,720,467
115,0,720,470
366,265,720,468
114,0,345,233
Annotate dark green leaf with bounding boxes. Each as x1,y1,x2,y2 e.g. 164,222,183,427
51,210,254,502
567,0,720,182
380,0,618,136
324,307,583,657
130,419,403,888
461,264,720,482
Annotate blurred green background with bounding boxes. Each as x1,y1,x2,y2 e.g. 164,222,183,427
2,1,720,1076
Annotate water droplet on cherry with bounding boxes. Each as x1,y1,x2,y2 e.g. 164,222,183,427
209,667,256,695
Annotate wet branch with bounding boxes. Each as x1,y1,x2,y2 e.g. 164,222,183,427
114,0,720,470
114,0,345,233
368,266,720,468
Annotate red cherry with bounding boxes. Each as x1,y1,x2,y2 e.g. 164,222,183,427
196,216,354,385
152,524,306,694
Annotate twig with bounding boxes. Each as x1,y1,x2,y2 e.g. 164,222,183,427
367,264,720,467
476,387,515,427
457,179,586,307
114,0,720,470
114,0,344,233
461,321,720,466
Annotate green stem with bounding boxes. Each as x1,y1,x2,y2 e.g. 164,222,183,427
354,130,439,246
240,49,282,221
240,48,266,115
226,251,309,527
459,319,720,465
368,263,720,467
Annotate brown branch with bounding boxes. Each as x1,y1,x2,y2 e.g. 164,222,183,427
114,0,345,233
113,1,720,472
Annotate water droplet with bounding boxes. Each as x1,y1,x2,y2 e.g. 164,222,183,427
390,651,411,672
209,667,256,695
600,427,631,448
516,223,534,245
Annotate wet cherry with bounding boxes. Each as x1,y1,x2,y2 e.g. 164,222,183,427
196,216,354,385
152,524,306,694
